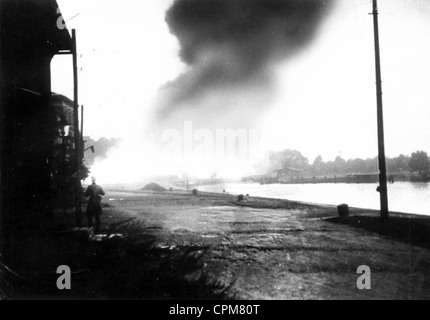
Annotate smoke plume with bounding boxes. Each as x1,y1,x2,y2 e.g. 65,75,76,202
153,0,333,128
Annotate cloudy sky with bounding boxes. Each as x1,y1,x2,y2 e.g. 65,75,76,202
52,0,430,182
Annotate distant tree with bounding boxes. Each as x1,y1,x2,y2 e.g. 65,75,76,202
281,150,309,170
408,151,429,179
311,155,325,176
364,157,378,173
269,149,309,171
393,154,409,172
312,155,323,167
260,149,428,181
348,158,367,174
80,163,91,180
386,157,395,173
333,156,347,175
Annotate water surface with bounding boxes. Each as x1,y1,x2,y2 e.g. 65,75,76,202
198,182,430,216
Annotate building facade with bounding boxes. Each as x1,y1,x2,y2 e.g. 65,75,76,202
0,0,74,221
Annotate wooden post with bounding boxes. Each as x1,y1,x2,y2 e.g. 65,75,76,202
81,104,84,161
72,29,82,227
372,0,389,221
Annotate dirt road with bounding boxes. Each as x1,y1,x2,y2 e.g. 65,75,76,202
97,190,430,299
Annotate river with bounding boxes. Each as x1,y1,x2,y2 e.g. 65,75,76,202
197,182,430,216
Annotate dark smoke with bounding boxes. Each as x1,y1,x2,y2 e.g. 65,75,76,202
154,0,333,124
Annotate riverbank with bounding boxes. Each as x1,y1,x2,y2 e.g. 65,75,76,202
197,181,430,216
3,190,430,299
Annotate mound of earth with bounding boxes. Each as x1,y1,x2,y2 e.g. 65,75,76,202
141,182,167,192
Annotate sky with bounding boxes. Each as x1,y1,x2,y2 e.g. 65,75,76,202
52,0,430,183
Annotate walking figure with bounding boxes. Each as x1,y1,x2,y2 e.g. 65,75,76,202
84,176,105,233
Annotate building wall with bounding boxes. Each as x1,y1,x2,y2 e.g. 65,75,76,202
0,0,72,220
50,94,77,196
0,0,73,295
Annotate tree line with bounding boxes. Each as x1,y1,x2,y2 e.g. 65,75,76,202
266,149,430,181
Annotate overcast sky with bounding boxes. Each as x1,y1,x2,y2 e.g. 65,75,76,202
52,0,430,181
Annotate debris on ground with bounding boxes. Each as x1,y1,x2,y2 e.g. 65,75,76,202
140,182,167,192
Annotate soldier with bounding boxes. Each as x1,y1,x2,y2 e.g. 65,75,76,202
84,176,105,233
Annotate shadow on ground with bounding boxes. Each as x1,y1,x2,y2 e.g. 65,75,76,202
4,224,232,300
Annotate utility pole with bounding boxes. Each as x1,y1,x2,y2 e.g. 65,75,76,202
81,104,84,158
371,0,389,221
72,29,82,227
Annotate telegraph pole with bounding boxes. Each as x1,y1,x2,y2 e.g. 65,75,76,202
371,0,389,221
81,104,84,157
72,29,82,226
